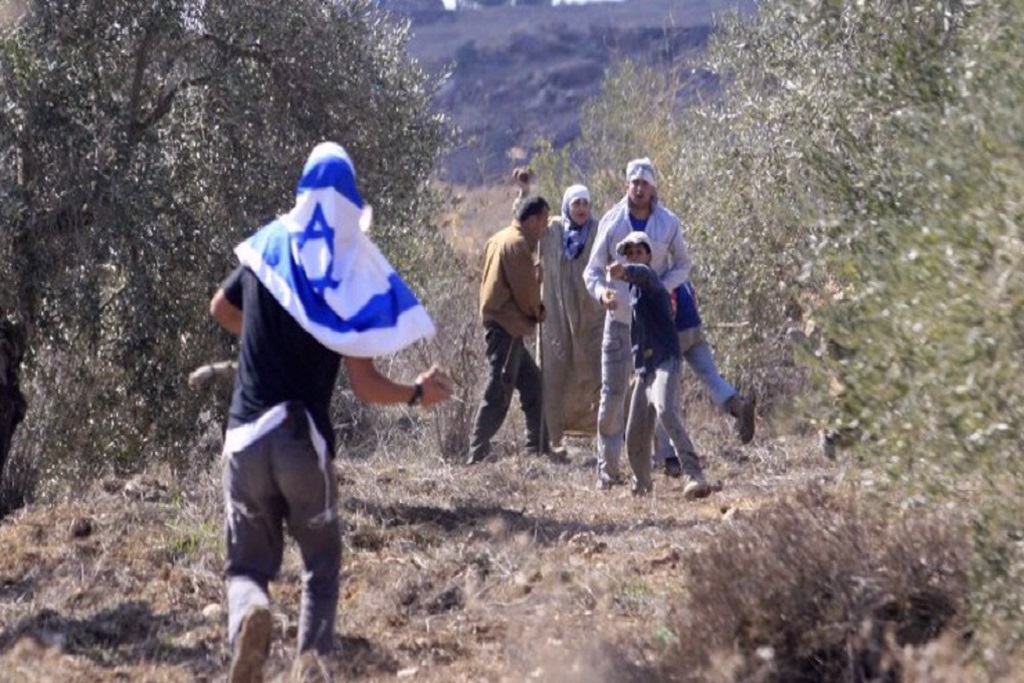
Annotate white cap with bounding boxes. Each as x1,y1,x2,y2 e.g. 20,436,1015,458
626,158,656,187
615,230,652,255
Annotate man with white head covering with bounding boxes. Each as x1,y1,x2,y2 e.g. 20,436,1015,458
586,157,756,486
209,142,451,681
536,183,605,452
584,157,692,488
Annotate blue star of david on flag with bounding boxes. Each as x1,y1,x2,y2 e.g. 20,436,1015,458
235,142,435,357
295,202,342,295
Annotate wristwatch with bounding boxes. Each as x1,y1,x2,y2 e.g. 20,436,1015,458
407,382,424,407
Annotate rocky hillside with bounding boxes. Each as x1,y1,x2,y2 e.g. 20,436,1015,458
385,0,754,185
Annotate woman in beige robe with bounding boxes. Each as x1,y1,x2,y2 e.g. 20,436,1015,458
537,184,605,451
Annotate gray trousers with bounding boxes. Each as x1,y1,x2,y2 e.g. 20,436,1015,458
596,318,632,483
468,324,547,459
627,358,703,490
223,406,341,655
653,328,739,462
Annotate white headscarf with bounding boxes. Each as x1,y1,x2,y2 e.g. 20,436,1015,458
561,184,591,221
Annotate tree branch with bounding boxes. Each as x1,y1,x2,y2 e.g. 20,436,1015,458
126,21,160,130
198,32,273,65
130,74,212,144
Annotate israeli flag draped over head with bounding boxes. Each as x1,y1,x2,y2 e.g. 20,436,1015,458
235,142,435,358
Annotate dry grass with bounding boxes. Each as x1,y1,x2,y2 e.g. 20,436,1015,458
0,185,1003,682
0,425,833,682
663,486,971,682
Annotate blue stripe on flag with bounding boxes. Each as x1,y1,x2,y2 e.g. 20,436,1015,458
298,156,364,209
248,222,418,333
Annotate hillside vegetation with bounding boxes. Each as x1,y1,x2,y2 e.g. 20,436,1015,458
1,0,1023,681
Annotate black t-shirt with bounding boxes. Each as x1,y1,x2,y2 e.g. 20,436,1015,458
221,266,341,456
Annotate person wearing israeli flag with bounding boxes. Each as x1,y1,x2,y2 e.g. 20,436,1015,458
209,142,451,682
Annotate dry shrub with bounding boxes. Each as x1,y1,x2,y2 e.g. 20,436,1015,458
384,265,485,462
662,488,970,683
0,446,37,518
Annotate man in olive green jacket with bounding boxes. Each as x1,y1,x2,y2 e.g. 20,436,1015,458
467,196,551,464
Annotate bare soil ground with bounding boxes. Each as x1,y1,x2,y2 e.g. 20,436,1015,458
0,406,830,682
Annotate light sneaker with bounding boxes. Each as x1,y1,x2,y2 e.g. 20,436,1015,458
229,605,273,683
597,475,625,490
631,481,653,497
682,476,712,501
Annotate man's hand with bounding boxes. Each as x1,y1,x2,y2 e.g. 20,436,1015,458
415,364,453,408
512,166,532,192
607,263,625,281
600,288,618,311
188,360,237,389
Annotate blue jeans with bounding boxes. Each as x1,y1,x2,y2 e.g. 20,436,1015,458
595,317,632,483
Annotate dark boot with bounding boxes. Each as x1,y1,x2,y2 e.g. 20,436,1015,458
663,456,682,478
726,395,756,444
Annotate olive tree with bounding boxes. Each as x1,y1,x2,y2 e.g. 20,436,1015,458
567,0,1024,653
0,0,448,505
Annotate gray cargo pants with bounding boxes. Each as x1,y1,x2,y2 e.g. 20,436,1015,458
222,404,341,655
596,317,632,484
627,358,703,491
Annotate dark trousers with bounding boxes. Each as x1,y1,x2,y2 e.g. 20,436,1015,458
223,404,341,655
468,324,547,459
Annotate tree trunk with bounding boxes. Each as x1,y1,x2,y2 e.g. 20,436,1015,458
0,317,27,485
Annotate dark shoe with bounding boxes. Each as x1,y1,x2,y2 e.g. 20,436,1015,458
545,447,571,464
663,456,682,478
229,605,272,683
465,448,490,465
727,395,756,444
525,441,551,456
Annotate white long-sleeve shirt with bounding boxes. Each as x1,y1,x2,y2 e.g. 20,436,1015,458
583,197,692,325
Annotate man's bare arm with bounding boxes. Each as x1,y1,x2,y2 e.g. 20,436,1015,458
344,357,451,408
210,288,242,336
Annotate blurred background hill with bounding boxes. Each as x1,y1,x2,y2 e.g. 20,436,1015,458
380,0,754,184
